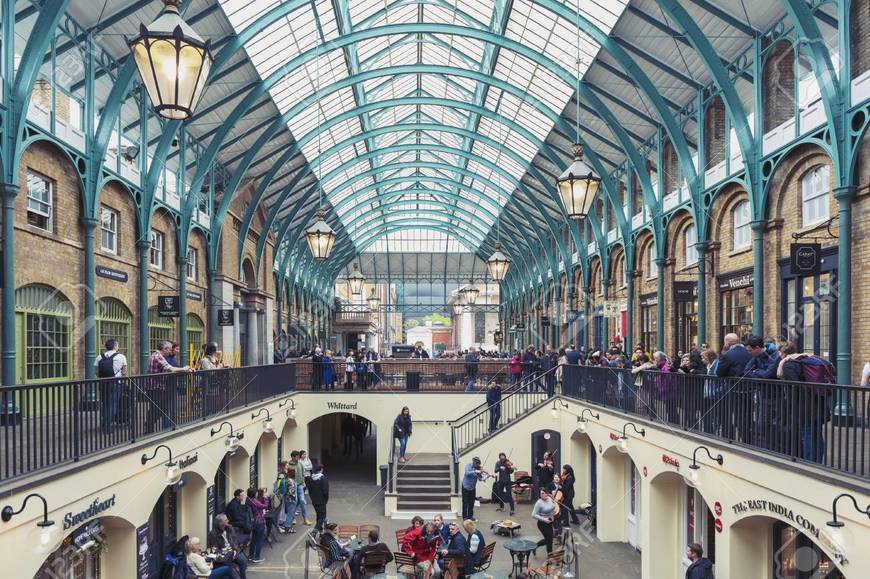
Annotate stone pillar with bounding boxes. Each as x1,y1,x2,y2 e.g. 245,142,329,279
178,472,207,540
233,301,241,366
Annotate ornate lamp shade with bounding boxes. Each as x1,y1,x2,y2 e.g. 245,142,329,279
557,144,601,220
305,209,337,260
462,286,480,305
347,263,365,295
366,289,381,311
486,242,511,281
128,0,212,121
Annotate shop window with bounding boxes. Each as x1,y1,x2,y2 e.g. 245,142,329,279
639,296,657,351
801,165,830,227
720,287,753,341
773,521,843,578
149,229,164,269
15,284,72,383
187,313,205,363
685,224,698,266
100,205,119,254
732,200,751,250
26,170,53,231
648,246,658,279
187,247,197,281
96,297,132,358
148,306,175,353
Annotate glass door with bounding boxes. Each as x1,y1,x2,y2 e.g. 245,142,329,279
676,300,698,354
782,271,836,359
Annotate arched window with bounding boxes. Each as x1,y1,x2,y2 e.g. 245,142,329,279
16,284,72,383
186,313,205,361
732,200,751,250
148,306,175,353
801,165,830,226
96,297,132,357
648,243,658,279
685,224,698,266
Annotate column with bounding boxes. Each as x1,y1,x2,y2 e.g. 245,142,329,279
655,258,666,352
82,217,98,378
0,183,18,385
207,267,218,342
696,241,708,349
750,221,765,337
177,255,188,366
834,186,855,403
625,271,635,354
247,307,259,366
137,239,151,374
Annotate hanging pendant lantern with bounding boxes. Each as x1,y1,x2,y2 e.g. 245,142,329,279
128,0,213,121
366,289,381,311
305,209,336,260
557,144,601,220
462,286,480,305
347,263,365,295
486,242,511,281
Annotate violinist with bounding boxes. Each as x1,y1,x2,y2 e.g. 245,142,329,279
494,453,516,516
559,465,581,526
536,451,555,489
461,457,488,521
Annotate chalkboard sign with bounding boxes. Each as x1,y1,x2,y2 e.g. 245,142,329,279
791,243,821,276
218,309,235,326
158,295,180,317
136,522,154,579
206,485,216,532
250,451,259,488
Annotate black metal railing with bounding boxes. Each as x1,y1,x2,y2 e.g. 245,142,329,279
0,363,296,481
561,364,869,479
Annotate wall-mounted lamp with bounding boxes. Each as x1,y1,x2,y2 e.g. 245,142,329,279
279,398,297,419
141,444,182,485
252,408,274,433
821,493,870,563
550,400,568,421
616,422,645,453
210,421,240,454
576,408,600,433
683,446,724,488
1,493,59,551
827,493,870,529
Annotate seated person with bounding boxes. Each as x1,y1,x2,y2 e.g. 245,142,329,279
463,520,486,575
206,515,248,579
319,522,352,578
351,529,393,579
438,522,468,578
186,536,239,579
402,521,440,578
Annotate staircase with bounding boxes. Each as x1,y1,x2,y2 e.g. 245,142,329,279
393,453,454,517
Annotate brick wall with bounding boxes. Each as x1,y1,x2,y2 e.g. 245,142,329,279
851,0,870,78
663,138,678,193
704,96,726,169
762,41,795,133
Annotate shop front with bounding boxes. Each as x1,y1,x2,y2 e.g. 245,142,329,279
36,520,104,579
639,294,657,351
718,269,754,343
673,282,698,353
680,486,716,575
779,245,837,359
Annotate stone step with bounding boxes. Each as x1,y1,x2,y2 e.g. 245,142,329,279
390,510,458,521
397,501,453,511
396,478,450,487
396,485,451,493
397,469,450,478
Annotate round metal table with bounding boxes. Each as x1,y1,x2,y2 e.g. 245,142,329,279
502,538,538,577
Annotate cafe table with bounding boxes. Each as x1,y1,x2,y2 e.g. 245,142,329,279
502,538,538,577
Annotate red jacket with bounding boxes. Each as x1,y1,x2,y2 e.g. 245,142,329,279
510,356,523,375
402,527,439,562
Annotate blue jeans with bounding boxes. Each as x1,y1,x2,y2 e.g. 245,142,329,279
800,423,825,463
100,381,122,433
289,485,308,521
208,563,238,578
398,435,409,458
466,372,477,391
250,522,265,559
488,406,501,432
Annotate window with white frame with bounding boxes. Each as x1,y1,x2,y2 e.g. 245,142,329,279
732,200,751,250
685,224,698,266
26,171,53,231
801,165,830,227
149,229,164,269
100,205,119,254
187,247,197,281
648,246,658,279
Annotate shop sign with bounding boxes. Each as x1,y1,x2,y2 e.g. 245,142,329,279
218,309,234,326
206,485,216,532
249,452,259,488
186,290,203,301
791,243,821,276
136,521,155,579
714,518,723,533
714,501,723,517
661,454,680,468
493,330,502,344
327,402,359,410
718,271,753,291
71,519,104,550
609,432,619,441
731,500,820,537
157,295,180,317
565,309,579,323
63,494,117,530
540,315,550,327
673,281,697,302
178,453,198,469
603,300,624,317
639,294,658,307
95,265,128,283
514,323,526,331
642,466,648,477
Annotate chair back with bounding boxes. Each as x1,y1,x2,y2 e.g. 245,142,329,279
545,549,565,572
394,528,406,549
338,525,359,540
313,543,333,571
361,550,388,568
393,551,416,575
476,542,496,570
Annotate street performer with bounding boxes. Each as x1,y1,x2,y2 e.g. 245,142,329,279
462,457,488,521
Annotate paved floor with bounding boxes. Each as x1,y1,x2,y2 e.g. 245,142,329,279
248,435,641,578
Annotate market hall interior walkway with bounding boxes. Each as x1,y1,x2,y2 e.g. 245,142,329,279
247,440,641,577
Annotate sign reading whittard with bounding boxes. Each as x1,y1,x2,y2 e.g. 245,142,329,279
327,402,358,410
63,495,117,530
731,499,820,537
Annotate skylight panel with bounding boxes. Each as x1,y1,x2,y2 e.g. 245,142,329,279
221,0,282,33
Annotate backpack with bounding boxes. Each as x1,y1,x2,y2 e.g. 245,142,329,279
159,553,192,579
97,352,118,378
799,356,836,384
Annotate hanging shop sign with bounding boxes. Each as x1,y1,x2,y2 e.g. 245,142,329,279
71,519,104,551
186,290,203,301
158,295,180,317
639,294,658,307
206,485,216,532
514,323,526,331
218,309,234,326
96,265,128,283
603,300,625,317
63,495,117,530
540,315,550,327
136,522,155,579
249,452,259,488
718,270,754,291
790,243,822,276
673,281,697,302
493,330,503,345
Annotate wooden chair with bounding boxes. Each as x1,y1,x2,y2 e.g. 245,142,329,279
359,524,381,537
529,549,565,578
471,542,496,572
337,524,359,540
359,550,390,578
393,551,417,578
442,555,465,579
394,528,406,550
312,543,345,579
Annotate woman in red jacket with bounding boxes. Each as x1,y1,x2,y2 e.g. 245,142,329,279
509,352,523,385
402,520,440,578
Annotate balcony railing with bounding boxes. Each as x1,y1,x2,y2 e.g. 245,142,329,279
0,364,296,482
561,365,869,480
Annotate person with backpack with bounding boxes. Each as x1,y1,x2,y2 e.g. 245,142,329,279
778,342,835,463
160,534,195,579
93,339,127,435
307,463,330,531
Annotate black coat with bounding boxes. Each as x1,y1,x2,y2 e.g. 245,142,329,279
394,414,412,438
207,524,244,552
716,345,752,378
308,473,329,505
561,473,576,501
685,557,714,579
225,498,252,532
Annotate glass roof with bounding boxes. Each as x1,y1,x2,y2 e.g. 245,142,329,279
219,0,629,252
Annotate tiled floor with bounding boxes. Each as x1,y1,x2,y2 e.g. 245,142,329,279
248,435,641,578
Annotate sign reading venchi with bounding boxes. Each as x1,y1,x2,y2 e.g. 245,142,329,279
327,402,359,410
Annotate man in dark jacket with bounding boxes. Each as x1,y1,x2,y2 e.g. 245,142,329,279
465,347,480,391
225,489,252,540
522,347,537,391
539,346,557,396
307,464,329,531
685,543,714,579
716,333,754,443
352,529,393,579
438,523,468,577
564,345,581,365
744,335,783,450
207,514,249,579
486,382,502,433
